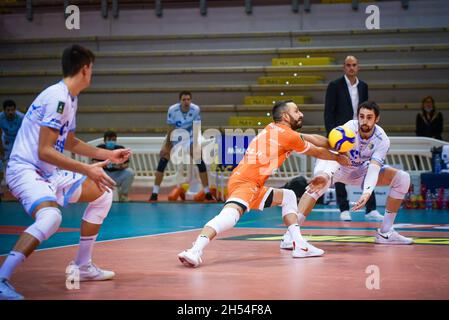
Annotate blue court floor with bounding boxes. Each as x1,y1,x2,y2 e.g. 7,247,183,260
1,201,449,256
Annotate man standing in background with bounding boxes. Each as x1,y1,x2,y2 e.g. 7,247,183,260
148,91,214,202
324,56,382,221
0,100,24,201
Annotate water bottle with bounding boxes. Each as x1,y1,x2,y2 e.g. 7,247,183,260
434,154,442,174
425,189,433,211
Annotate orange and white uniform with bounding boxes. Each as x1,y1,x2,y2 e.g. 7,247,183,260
227,122,310,211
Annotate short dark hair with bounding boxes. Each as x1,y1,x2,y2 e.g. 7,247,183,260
357,101,380,118
104,130,117,140
179,91,192,100
3,99,16,110
62,44,95,78
272,100,294,122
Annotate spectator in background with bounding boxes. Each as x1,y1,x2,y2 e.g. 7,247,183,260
0,99,24,200
324,55,382,222
95,131,135,202
416,96,443,140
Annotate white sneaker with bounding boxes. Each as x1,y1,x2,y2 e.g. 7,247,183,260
178,248,203,268
292,241,325,258
340,210,352,221
67,261,116,281
365,210,384,221
280,231,294,250
375,229,413,245
0,278,24,300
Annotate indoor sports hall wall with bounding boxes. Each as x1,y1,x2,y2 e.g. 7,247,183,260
1,0,449,39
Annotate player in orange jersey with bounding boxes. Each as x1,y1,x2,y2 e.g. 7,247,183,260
178,100,350,267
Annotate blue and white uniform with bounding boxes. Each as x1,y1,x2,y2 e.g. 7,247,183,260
6,80,86,215
166,102,201,146
314,120,390,186
0,110,24,161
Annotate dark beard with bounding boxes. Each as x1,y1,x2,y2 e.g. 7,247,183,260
360,125,371,133
289,116,302,131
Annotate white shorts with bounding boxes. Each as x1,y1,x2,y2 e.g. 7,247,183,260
6,163,86,216
314,159,385,188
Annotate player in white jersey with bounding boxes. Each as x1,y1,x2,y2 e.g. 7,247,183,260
149,91,214,202
280,101,413,253
0,45,131,300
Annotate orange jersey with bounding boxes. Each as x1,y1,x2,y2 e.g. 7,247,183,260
231,122,310,187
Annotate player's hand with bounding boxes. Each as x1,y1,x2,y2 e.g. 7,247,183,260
86,160,116,193
336,153,351,166
350,192,371,211
110,148,132,164
305,173,330,194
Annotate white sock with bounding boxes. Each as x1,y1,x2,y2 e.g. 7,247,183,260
380,210,397,233
191,235,210,252
153,185,160,194
204,186,210,193
0,251,25,280
75,234,98,267
287,224,308,249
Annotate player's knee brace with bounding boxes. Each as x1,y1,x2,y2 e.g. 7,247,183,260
82,191,113,225
205,207,240,235
24,207,62,242
157,157,169,173
305,173,331,200
281,189,298,218
196,160,207,173
388,170,410,200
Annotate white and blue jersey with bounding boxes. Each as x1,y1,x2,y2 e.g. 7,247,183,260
344,119,390,169
314,120,390,185
9,80,77,176
6,80,85,215
0,110,24,159
167,103,201,145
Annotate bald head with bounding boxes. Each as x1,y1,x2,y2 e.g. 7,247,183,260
344,55,359,79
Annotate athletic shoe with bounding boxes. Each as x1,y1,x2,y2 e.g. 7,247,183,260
193,190,206,201
178,248,203,268
340,210,352,221
292,241,325,258
0,278,24,300
66,261,116,281
365,210,383,221
149,193,158,202
280,231,294,250
375,228,413,245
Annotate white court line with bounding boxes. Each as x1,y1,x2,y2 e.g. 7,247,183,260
0,227,203,257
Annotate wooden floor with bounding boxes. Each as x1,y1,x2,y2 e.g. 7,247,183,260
3,227,449,300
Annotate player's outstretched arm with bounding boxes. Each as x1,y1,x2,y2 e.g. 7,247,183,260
303,143,350,166
350,160,382,211
301,133,331,148
65,132,131,164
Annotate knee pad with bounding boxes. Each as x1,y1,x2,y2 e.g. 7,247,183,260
24,207,62,242
205,207,240,235
157,157,169,173
305,173,331,200
82,191,113,225
281,189,298,218
196,160,207,173
389,170,410,200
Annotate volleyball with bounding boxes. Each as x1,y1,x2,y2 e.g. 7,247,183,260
328,126,356,153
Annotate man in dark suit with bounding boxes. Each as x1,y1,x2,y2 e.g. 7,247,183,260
324,56,383,221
